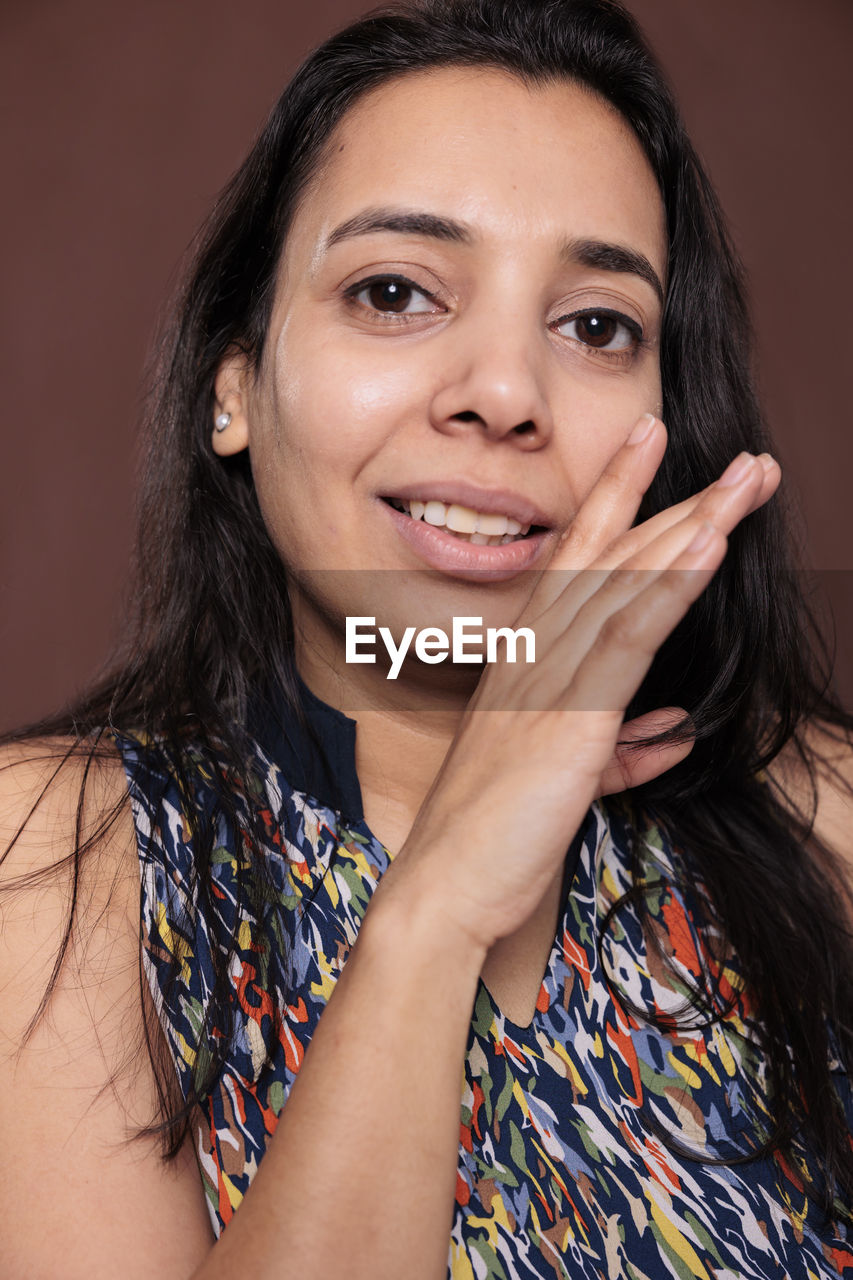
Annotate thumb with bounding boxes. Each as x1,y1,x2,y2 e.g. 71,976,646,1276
597,707,695,796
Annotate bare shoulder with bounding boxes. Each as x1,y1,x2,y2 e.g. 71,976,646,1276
0,737,213,1279
0,734,128,875
765,718,853,878
0,735,138,1041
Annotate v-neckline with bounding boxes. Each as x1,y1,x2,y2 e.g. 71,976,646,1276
346,804,592,1038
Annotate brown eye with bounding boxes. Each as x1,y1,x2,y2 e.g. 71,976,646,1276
576,314,619,347
367,280,413,312
349,276,436,316
555,309,639,352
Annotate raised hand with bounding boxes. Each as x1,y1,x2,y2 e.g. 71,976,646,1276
524,414,780,794
381,415,781,953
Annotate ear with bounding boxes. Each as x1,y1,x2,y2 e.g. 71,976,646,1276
211,349,252,457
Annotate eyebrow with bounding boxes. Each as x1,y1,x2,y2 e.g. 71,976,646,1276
324,206,665,303
569,237,664,304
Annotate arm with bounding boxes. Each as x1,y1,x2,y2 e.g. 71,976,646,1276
0,744,213,1280
0,742,486,1280
195,872,485,1280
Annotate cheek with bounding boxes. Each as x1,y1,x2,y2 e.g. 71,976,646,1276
271,329,432,472
552,359,662,500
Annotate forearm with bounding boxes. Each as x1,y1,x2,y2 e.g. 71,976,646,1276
192,880,485,1280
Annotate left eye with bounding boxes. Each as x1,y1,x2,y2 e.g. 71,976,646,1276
554,310,639,351
350,276,436,315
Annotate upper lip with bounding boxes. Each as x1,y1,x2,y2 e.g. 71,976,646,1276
380,481,553,528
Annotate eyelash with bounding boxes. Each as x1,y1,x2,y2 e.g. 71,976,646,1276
343,274,440,320
343,272,647,363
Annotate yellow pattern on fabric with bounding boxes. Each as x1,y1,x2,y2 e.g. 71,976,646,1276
310,952,337,1001
668,1051,702,1091
323,865,340,909
466,1191,516,1251
155,901,193,986
712,1023,737,1078
223,1174,243,1212
650,1198,710,1277
448,1242,478,1279
684,1040,721,1087
546,1039,590,1096
173,1028,197,1069
341,839,382,886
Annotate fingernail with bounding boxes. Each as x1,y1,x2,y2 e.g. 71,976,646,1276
758,452,776,472
628,413,656,445
718,452,756,487
687,521,715,553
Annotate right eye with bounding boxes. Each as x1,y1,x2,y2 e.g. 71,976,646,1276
346,274,439,317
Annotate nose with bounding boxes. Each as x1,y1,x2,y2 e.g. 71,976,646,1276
428,310,554,448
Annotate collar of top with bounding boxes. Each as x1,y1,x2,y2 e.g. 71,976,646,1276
249,672,364,824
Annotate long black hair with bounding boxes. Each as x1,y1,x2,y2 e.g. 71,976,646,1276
4,0,853,1223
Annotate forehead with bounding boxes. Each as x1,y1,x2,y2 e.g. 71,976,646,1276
291,67,666,271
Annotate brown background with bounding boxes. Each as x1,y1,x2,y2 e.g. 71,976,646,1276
1,0,851,731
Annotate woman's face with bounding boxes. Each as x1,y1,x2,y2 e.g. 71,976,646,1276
216,68,667,686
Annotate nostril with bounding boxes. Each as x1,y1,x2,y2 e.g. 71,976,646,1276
448,411,539,437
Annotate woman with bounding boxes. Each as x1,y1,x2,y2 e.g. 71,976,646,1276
2,1,851,1276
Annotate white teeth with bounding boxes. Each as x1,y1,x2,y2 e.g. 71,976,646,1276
446,530,513,546
445,504,479,534
476,512,508,537
423,500,448,526
389,496,533,541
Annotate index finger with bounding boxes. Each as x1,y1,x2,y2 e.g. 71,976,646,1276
594,451,780,572
521,412,667,619
522,419,780,623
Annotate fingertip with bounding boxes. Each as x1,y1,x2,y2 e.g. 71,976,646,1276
627,413,658,446
752,453,781,508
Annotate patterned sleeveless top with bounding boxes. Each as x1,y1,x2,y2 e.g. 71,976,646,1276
114,679,853,1278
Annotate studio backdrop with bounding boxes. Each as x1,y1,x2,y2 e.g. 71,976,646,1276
1,0,851,729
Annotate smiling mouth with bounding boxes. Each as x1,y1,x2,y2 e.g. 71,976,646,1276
381,497,548,546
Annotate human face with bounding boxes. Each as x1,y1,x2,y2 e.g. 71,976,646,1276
215,68,667,689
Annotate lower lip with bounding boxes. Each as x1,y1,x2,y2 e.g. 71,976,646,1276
380,501,553,581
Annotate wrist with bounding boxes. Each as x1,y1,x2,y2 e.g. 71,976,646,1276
366,860,489,982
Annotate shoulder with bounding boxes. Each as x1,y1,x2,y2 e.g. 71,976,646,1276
0,733,130,852
0,735,136,928
0,732,142,1082
764,718,853,878
0,736,213,1278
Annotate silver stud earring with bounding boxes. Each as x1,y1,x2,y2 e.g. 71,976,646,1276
214,411,232,432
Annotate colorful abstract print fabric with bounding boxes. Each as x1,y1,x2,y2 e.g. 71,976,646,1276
115,732,853,1279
